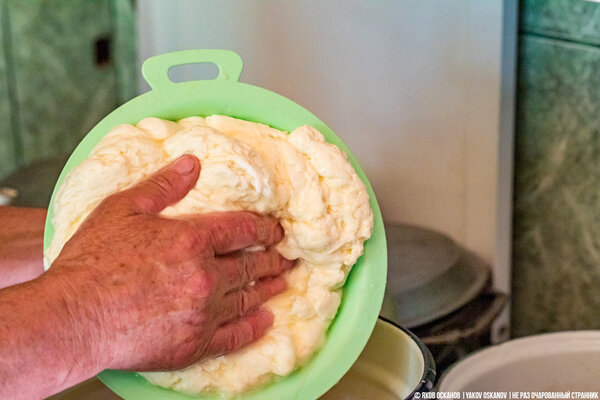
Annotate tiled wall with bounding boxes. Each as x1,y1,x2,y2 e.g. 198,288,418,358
512,0,600,336
0,0,136,180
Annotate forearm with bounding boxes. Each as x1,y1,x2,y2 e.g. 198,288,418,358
0,273,104,399
0,207,46,289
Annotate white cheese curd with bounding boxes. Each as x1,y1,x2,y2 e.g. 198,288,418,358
45,115,373,395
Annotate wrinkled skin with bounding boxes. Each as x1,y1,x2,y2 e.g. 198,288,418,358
0,207,46,289
0,155,294,398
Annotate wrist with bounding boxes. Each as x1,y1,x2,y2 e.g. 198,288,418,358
38,269,112,373
0,273,106,398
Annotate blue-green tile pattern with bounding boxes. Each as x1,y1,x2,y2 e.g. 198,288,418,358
8,0,119,163
109,0,137,104
0,2,16,179
0,0,137,179
512,35,600,336
521,0,600,46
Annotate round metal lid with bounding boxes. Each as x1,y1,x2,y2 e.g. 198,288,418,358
383,223,491,328
386,223,461,292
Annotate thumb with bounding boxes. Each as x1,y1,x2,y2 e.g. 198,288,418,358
116,154,200,214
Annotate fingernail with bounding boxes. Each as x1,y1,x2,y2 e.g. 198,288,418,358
174,155,195,174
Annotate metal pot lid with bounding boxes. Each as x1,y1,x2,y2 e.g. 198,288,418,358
386,223,462,292
383,250,490,329
382,223,491,329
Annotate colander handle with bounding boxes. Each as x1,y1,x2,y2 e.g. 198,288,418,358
141,49,243,91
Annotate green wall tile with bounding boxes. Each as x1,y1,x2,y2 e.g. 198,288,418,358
7,0,123,164
0,1,17,179
109,0,137,104
513,35,600,336
521,0,600,46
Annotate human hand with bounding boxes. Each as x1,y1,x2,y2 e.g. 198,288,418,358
44,154,293,372
0,206,46,289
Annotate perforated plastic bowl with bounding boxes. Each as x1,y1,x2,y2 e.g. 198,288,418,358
43,50,387,400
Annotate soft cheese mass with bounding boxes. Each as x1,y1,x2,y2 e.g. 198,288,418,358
45,115,373,395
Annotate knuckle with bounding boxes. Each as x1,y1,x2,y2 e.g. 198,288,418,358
192,232,211,255
247,218,260,240
237,290,251,316
247,319,259,340
176,229,197,251
241,253,253,283
162,233,192,263
200,271,217,295
134,174,174,211
185,225,210,254
267,250,288,274
227,331,242,352
271,251,283,269
149,173,175,197
187,311,207,327
175,225,210,255
208,222,238,250
189,269,217,297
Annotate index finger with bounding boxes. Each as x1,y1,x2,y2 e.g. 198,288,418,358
217,248,294,291
199,211,284,255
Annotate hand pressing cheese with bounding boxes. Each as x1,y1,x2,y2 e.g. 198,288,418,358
45,115,373,395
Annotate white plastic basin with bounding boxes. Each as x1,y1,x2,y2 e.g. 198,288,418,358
438,331,600,391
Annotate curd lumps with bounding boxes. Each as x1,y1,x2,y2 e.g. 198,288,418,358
45,115,373,395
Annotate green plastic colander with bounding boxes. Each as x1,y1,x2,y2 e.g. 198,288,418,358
43,49,387,400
